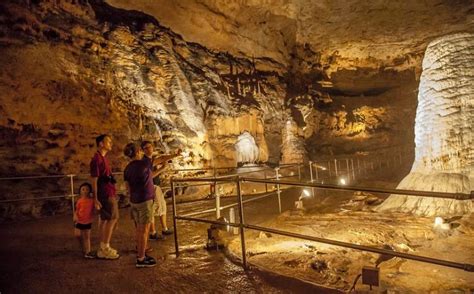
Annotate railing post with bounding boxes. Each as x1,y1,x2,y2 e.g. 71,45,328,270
345,159,350,180
211,167,217,197
236,176,247,269
264,170,268,193
328,160,332,178
357,157,361,175
171,178,179,257
275,167,282,214
69,174,75,221
215,192,221,219
351,159,356,180
334,159,338,177
314,162,319,182
297,164,301,181
229,207,238,235
309,161,313,182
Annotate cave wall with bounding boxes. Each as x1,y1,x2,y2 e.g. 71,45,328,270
290,68,419,156
1,0,452,180
3,0,467,221
106,0,474,77
0,0,286,177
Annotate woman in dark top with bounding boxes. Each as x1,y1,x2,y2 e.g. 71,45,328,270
123,142,156,268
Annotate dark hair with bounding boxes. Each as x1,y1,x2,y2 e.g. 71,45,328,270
141,140,153,149
79,182,92,195
124,142,139,159
95,134,109,147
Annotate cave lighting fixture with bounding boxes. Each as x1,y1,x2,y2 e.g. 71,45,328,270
302,189,311,198
433,216,450,230
339,178,347,185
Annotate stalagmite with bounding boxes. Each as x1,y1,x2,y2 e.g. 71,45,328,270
377,33,474,216
235,131,260,164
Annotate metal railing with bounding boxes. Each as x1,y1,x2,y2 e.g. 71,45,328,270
0,146,411,222
171,175,474,275
0,163,302,222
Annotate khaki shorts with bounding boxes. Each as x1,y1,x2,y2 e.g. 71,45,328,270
131,200,154,225
99,196,119,221
153,186,167,217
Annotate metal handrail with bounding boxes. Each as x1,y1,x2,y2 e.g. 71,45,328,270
0,174,73,181
173,215,474,272
171,175,474,275
0,194,74,203
180,191,278,218
0,162,302,181
241,178,474,200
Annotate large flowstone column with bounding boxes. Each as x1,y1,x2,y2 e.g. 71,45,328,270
377,33,474,216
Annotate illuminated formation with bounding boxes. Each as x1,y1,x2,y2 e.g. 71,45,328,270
378,33,474,216
235,131,260,164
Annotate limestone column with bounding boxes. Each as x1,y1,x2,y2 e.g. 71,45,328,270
377,33,474,216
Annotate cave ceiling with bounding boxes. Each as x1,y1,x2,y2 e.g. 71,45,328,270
106,0,474,73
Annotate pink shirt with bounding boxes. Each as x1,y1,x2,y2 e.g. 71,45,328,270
75,197,94,224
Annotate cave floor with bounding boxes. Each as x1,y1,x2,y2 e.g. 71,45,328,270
1,183,473,293
0,194,331,294
227,191,474,293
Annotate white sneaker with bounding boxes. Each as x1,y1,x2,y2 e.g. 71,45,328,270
106,246,118,255
97,248,119,260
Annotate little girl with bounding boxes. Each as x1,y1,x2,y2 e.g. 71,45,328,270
73,182,95,259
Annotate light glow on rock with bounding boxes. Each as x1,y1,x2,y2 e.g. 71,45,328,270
235,131,259,164
378,33,474,216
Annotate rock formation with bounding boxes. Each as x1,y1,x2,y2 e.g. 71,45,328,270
106,0,474,74
378,33,474,216
0,0,285,177
0,0,472,220
235,131,260,164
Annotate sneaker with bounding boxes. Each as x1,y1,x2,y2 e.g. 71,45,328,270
84,252,96,259
149,233,165,240
106,246,118,255
97,248,120,260
136,255,157,268
162,229,174,236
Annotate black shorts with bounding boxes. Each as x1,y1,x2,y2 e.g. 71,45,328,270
98,196,119,221
75,223,92,230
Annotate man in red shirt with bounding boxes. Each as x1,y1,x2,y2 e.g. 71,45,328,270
90,134,119,260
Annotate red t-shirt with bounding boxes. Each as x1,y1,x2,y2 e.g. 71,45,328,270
90,151,116,198
75,197,94,224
